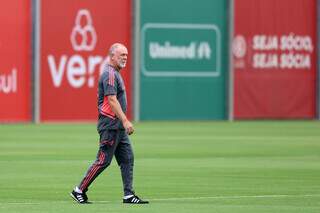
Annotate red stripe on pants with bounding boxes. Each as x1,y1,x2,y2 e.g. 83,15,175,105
80,151,106,191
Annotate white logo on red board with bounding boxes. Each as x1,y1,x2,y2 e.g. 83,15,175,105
70,9,97,51
47,9,108,89
232,35,247,69
252,34,313,69
0,68,17,94
232,35,246,59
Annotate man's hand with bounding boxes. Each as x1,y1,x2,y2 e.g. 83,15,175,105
123,120,134,135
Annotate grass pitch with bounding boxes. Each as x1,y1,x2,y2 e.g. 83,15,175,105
0,121,320,213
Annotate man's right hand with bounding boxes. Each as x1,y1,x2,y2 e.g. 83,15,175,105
123,120,134,135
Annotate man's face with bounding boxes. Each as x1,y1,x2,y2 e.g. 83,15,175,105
112,45,128,69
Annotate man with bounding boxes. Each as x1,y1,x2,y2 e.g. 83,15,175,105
70,43,148,204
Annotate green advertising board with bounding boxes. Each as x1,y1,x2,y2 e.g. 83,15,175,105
137,0,228,120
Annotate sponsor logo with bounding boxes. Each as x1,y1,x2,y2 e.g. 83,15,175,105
47,9,108,89
232,35,246,58
142,23,220,77
149,41,211,60
233,35,247,69
0,68,17,94
70,9,97,51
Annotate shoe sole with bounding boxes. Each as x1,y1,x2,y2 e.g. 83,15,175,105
123,201,149,204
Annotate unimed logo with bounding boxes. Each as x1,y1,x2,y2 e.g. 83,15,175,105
0,69,17,94
47,9,108,88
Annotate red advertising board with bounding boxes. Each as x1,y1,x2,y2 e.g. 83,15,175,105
0,0,31,122
40,0,132,121
233,0,316,118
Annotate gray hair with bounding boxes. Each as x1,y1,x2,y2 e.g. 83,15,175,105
108,43,124,56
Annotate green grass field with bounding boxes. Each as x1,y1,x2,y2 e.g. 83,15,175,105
0,121,320,213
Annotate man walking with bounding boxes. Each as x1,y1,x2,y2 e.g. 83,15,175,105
70,43,148,204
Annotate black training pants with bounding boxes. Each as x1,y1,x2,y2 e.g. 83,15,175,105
78,129,134,196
